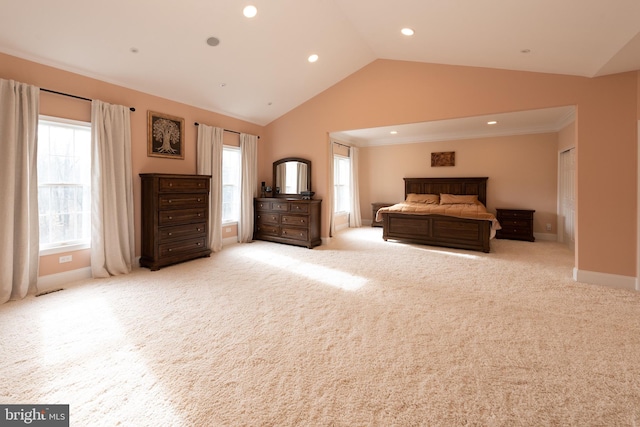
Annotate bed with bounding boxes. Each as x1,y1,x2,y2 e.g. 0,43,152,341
377,177,500,253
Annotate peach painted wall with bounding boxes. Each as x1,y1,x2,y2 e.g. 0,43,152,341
264,60,638,278
558,121,576,153
358,133,559,235
0,52,263,277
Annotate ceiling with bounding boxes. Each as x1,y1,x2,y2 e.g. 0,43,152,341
331,106,576,146
1,1,639,127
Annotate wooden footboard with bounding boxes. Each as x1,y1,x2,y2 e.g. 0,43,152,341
382,212,491,253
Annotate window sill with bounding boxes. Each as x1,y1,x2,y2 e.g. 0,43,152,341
40,242,91,256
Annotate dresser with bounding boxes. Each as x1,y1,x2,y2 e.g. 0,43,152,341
140,174,212,270
495,208,535,242
371,202,394,227
254,198,322,248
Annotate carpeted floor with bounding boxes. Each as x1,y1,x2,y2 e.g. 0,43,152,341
2,227,640,426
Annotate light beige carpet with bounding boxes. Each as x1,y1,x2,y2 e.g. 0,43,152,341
2,227,640,426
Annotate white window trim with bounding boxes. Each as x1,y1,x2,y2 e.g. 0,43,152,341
38,115,92,255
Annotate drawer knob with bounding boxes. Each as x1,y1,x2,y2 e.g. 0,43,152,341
168,199,172,203
197,228,201,232
197,242,201,246
168,248,172,252
168,232,173,236
168,216,173,220
169,183,173,187
197,198,201,202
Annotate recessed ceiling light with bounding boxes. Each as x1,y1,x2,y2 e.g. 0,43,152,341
401,28,415,36
206,37,220,47
390,131,398,135
308,54,319,63
243,5,257,18
487,121,498,125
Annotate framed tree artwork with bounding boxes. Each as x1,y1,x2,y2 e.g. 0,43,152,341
147,111,185,159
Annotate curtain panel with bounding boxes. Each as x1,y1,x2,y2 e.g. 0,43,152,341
239,133,258,243
90,100,135,278
0,79,40,303
196,124,224,252
349,146,362,227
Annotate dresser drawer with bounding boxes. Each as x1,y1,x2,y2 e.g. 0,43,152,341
159,237,207,257
289,202,309,213
159,177,209,192
281,214,309,226
281,227,308,242
256,212,279,224
255,201,272,211
159,208,206,226
159,222,206,242
159,194,207,209
271,201,289,212
256,223,279,236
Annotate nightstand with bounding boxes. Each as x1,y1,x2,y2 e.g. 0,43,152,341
371,202,394,227
495,208,535,241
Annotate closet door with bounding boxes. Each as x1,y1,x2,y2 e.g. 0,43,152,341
559,148,575,251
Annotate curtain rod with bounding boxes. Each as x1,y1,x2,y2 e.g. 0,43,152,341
41,88,136,112
332,140,351,149
194,122,260,139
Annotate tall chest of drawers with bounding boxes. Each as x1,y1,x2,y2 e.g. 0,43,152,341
140,174,212,270
254,198,322,248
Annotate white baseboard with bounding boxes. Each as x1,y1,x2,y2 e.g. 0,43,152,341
37,267,93,293
533,232,557,242
573,268,637,291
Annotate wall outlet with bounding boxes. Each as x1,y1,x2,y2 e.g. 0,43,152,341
545,223,552,231
59,255,72,263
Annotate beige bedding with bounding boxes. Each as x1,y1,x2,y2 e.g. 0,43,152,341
375,195,502,236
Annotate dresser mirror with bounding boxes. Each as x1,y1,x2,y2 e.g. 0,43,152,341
273,157,311,197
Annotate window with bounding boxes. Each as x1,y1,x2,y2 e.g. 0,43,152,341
334,155,351,213
222,146,241,223
37,117,91,253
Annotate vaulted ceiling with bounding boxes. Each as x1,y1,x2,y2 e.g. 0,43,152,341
1,0,639,127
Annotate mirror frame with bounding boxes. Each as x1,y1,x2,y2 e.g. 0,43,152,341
272,157,311,198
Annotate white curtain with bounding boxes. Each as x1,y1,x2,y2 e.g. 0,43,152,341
91,100,135,278
328,140,336,237
239,133,258,243
349,146,362,227
196,124,224,252
0,79,40,303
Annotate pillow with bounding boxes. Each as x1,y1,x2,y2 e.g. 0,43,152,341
405,193,440,204
440,194,479,205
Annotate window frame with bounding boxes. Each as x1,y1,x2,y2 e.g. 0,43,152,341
333,154,351,214
37,115,92,255
222,145,241,225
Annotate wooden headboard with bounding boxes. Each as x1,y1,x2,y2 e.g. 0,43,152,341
404,177,488,206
